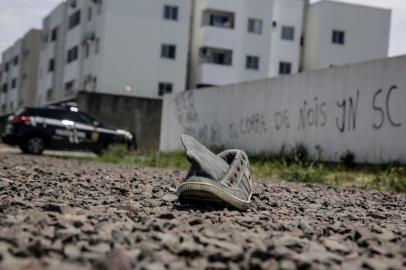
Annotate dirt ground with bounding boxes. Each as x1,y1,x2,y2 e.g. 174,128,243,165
0,152,405,270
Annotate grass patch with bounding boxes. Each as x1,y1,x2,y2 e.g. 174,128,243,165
94,145,406,193
98,145,189,170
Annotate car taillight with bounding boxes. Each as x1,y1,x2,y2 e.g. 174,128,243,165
11,115,31,125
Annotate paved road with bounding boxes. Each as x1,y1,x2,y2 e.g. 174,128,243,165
0,153,405,270
0,143,96,159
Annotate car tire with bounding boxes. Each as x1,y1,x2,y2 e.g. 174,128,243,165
24,136,45,155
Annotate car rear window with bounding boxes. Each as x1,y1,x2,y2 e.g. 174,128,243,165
21,108,69,120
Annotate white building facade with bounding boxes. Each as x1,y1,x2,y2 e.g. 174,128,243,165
188,0,305,89
37,0,192,106
0,0,390,110
189,0,391,89
0,29,41,116
303,1,391,70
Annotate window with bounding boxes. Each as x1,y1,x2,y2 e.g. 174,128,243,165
246,56,259,70
46,89,53,101
69,10,81,29
13,56,19,66
158,82,173,96
92,78,97,91
200,47,232,66
67,46,79,63
279,62,292,75
4,62,9,72
95,38,100,54
65,111,94,125
51,27,58,41
164,5,178,21
48,58,55,72
281,26,295,41
85,43,90,58
88,7,92,21
161,44,176,59
97,2,102,14
65,80,75,91
210,14,233,28
248,18,262,34
77,112,97,125
2,84,7,93
11,78,17,89
332,30,345,45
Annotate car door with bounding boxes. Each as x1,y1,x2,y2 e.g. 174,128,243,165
34,109,74,150
65,111,98,150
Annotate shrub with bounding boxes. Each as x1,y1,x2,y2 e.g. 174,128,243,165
292,144,309,163
340,150,355,168
99,144,132,163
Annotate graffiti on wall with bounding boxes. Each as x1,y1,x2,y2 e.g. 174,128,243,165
173,85,403,145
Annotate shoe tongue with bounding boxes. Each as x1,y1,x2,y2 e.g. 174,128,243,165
181,134,229,180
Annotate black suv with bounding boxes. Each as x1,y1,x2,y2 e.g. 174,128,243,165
1,105,135,155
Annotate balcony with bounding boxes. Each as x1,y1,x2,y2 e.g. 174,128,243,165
202,9,235,29
199,47,233,66
194,62,236,87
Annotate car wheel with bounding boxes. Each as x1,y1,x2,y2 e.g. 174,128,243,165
25,137,45,155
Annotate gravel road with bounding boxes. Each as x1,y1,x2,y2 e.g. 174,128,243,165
0,153,405,270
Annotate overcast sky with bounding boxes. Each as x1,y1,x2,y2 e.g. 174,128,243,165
0,0,405,56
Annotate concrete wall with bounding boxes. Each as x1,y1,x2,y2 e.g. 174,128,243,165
160,55,406,163
76,91,162,152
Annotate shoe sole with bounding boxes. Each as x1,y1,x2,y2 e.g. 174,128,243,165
177,182,251,211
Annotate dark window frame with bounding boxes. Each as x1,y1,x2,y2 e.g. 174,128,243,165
279,62,292,75
246,55,260,70
248,18,263,34
281,26,295,41
2,83,8,93
11,78,17,89
158,82,173,96
48,58,55,72
67,46,79,63
51,27,58,41
68,10,81,30
161,44,176,59
65,80,75,91
163,5,178,21
332,30,345,45
13,56,19,66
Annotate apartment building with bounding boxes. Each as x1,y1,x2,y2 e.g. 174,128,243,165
0,29,41,116
37,0,191,105
188,0,305,89
0,0,391,112
188,0,391,89
303,1,391,70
